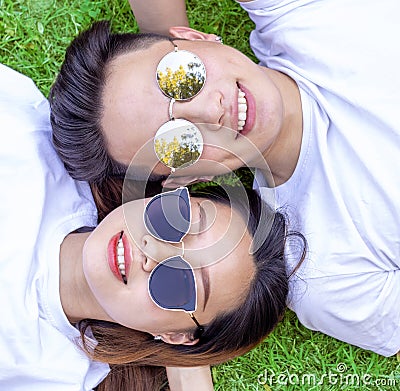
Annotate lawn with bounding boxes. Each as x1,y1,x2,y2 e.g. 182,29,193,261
1,0,399,390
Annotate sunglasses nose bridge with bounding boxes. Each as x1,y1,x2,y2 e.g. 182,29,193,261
168,98,176,121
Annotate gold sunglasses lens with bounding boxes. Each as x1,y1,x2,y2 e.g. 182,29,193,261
154,119,203,170
156,50,206,100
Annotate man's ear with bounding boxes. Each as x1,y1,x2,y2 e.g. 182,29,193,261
169,26,218,42
162,175,215,189
157,331,199,346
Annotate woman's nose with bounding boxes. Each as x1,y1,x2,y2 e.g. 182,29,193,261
140,234,184,272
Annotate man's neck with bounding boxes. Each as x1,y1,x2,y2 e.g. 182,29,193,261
261,68,303,186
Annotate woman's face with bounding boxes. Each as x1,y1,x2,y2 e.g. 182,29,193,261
82,195,255,336
101,37,284,179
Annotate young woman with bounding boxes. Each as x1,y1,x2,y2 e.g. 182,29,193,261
49,0,400,362
0,64,304,390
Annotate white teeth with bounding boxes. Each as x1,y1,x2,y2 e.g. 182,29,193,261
237,87,247,131
238,103,247,113
116,238,126,277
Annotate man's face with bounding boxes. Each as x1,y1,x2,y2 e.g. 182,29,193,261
101,38,284,180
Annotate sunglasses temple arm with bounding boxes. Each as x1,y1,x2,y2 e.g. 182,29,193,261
189,312,201,328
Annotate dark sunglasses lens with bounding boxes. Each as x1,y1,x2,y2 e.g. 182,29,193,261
154,118,203,170
149,256,196,312
156,50,206,100
145,187,190,242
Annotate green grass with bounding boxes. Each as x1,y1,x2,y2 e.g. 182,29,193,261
0,0,256,96
1,0,399,390
213,310,399,390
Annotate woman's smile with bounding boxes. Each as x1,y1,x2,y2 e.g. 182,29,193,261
107,231,132,284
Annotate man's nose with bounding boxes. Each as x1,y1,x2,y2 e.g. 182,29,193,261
173,91,225,130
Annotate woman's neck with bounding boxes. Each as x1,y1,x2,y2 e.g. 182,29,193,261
261,68,303,186
59,232,112,323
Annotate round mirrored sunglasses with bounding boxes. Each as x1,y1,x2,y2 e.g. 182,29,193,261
154,41,206,172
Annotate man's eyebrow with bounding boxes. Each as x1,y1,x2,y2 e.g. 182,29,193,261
199,203,210,311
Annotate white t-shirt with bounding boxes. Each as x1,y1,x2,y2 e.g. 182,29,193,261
0,64,110,389
241,0,400,356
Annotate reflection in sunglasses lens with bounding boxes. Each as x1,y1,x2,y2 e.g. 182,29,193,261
154,119,203,170
157,50,206,100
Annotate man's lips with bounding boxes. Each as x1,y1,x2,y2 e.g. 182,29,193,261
237,83,255,136
107,231,132,284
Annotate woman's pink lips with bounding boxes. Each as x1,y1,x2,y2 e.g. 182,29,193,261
107,232,132,284
237,83,255,136
107,232,122,282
